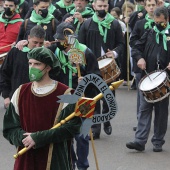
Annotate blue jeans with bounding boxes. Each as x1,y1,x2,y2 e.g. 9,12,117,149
71,134,89,169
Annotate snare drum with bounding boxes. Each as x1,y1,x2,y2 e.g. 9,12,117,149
139,70,170,103
98,58,121,84
0,52,7,65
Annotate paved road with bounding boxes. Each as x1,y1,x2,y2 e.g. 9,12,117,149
0,85,170,170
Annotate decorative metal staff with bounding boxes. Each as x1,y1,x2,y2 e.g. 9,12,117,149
13,80,123,159
67,34,86,78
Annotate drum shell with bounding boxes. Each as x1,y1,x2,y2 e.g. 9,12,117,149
139,71,170,103
98,58,121,84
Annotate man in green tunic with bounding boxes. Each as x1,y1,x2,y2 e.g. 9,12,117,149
3,47,82,170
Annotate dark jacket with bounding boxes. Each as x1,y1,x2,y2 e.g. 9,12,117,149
17,18,59,42
78,18,125,58
132,29,170,77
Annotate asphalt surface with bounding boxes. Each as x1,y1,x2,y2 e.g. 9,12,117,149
0,85,170,170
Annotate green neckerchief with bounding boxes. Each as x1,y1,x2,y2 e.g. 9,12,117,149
144,14,154,29
22,46,31,52
56,0,75,12
74,39,87,52
30,10,54,25
137,4,144,11
70,7,94,25
16,0,25,13
55,40,86,87
48,4,56,14
0,13,23,26
92,13,114,43
153,23,170,51
164,2,170,7
55,48,77,88
19,0,24,6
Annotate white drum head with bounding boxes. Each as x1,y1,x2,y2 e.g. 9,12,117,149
139,71,166,91
98,58,112,69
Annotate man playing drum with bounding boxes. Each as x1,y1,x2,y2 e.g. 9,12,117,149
126,6,170,152
78,0,124,139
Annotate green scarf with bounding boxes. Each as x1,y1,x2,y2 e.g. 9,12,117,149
48,4,56,14
137,4,144,11
164,2,170,7
70,7,94,24
56,0,75,12
74,39,87,52
144,14,154,29
19,0,24,6
153,23,170,51
16,0,25,13
92,13,114,43
0,13,23,26
55,40,87,87
22,46,30,52
30,10,54,25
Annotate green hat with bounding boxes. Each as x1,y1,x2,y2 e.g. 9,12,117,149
28,47,61,75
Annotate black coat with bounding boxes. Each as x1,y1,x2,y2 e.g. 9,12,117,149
0,47,29,99
78,18,125,58
17,18,59,42
132,29,170,77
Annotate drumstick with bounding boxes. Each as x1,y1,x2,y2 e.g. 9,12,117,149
144,70,152,81
0,44,13,50
153,68,168,80
50,40,57,44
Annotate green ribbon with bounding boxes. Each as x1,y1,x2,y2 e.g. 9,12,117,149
30,10,54,25
144,14,154,29
56,0,75,12
48,3,56,14
22,46,30,52
153,23,170,51
70,7,94,24
92,13,114,43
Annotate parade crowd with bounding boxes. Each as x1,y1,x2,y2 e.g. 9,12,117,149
0,0,170,169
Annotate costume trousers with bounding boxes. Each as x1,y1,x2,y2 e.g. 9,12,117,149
91,88,115,135
135,91,169,146
135,72,142,120
71,134,89,169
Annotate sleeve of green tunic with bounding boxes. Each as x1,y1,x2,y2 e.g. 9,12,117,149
31,104,82,149
3,102,26,147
